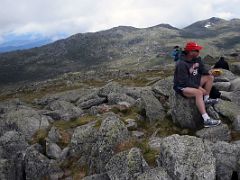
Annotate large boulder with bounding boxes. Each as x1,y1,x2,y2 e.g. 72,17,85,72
107,93,136,106
79,97,106,109
0,108,49,140
75,89,102,106
230,62,240,75
98,82,126,97
0,131,29,180
0,131,28,158
137,167,172,180
125,87,151,100
24,146,63,180
230,78,240,91
105,148,150,180
0,99,25,115
195,123,231,142
46,141,62,159
214,99,240,131
70,113,130,174
209,141,240,180
96,114,130,173
170,93,202,129
152,76,173,97
214,69,237,82
34,88,91,105
45,100,84,121
0,159,16,180
137,90,166,123
213,82,231,91
220,91,240,106
69,122,98,158
157,134,216,180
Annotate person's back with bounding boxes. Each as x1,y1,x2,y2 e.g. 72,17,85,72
214,57,229,70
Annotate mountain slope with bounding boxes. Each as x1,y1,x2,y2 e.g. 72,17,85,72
0,17,240,86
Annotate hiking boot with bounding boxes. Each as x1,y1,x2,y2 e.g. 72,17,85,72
204,98,219,105
204,118,221,128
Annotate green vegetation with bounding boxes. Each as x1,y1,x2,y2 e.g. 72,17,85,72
114,138,159,167
60,156,88,179
53,115,98,130
30,128,49,145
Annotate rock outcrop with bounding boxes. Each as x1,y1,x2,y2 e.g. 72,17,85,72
170,93,203,129
157,134,216,180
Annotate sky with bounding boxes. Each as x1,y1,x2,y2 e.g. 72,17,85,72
0,0,240,44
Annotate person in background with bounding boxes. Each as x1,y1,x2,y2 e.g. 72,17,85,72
213,56,229,70
171,46,181,62
173,41,221,128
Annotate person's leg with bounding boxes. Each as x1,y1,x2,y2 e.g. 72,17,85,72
182,87,206,114
200,75,219,104
181,87,221,127
200,75,214,95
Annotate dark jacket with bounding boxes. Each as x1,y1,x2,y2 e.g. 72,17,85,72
173,56,209,89
213,57,229,70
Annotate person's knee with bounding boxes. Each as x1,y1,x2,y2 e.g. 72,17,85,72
195,89,203,97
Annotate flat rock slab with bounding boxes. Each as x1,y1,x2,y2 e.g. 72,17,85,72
195,123,231,142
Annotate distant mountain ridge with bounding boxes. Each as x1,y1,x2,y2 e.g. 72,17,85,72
0,33,68,53
0,17,240,85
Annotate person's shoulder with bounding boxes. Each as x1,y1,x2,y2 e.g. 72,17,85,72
176,59,187,68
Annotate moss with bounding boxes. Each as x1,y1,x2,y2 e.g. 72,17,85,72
135,139,159,167
59,156,88,179
93,119,102,129
53,115,98,130
115,138,159,167
114,138,138,154
72,164,88,180
82,79,105,87
112,106,141,119
30,128,49,145
231,130,240,141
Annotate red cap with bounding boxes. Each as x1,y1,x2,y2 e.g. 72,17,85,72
184,41,203,51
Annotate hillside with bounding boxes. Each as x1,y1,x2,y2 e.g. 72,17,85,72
0,16,240,179
0,17,240,86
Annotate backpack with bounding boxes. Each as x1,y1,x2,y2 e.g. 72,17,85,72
210,86,221,99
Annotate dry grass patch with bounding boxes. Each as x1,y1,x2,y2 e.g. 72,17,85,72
53,115,98,130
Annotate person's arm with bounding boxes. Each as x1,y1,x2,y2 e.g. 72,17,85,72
176,62,199,88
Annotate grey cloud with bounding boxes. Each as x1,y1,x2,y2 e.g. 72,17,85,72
0,0,239,38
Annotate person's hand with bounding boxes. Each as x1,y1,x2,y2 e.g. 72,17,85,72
208,69,213,75
198,87,207,95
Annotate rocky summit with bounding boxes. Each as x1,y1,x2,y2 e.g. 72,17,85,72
0,61,239,179
0,17,240,180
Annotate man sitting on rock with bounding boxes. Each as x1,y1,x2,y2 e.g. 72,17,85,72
173,41,221,128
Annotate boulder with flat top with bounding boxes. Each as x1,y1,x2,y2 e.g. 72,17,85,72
170,92,203,129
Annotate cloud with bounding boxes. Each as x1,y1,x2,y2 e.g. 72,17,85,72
0,0,239,38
